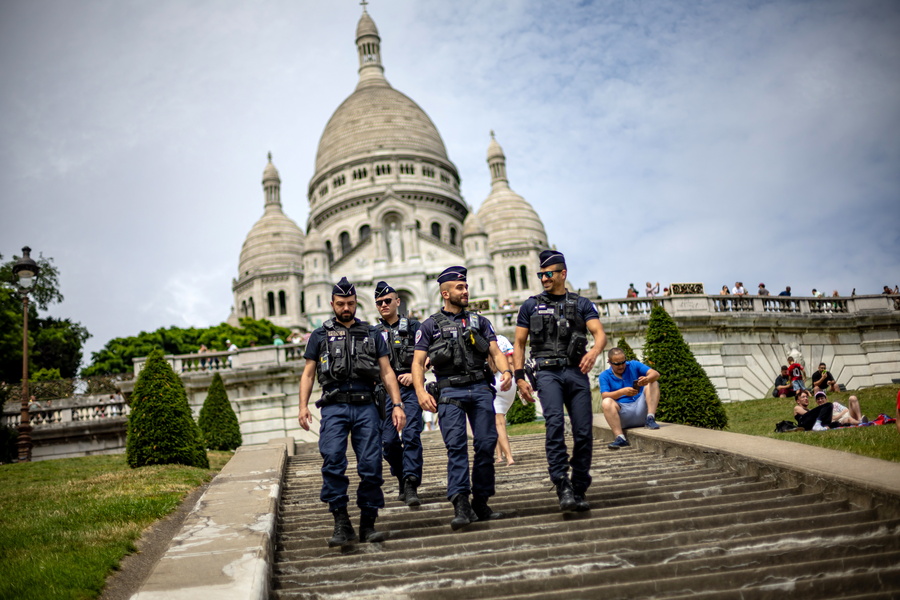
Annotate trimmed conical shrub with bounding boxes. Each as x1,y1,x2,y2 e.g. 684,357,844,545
126,349,209,468
506,393,537,424
616,338,639,362
642,305,728,430
198,373,242,451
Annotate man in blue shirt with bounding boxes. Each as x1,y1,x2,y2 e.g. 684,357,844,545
599,347,661,449
298,277,405,547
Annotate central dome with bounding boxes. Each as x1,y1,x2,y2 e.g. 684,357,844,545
314,86,449,175
313,9,450,177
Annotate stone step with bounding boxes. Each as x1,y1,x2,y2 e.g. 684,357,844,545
272,432,900,598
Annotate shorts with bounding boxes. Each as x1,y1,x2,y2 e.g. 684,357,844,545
493,373,517,415
617,394,648,429
791,380,807,392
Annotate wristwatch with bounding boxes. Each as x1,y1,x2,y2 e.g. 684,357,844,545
502,369,512,375
392,403,403,408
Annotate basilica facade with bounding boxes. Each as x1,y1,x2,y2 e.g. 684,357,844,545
230,8,551,331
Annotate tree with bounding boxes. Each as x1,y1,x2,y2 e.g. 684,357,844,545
0,252,90,383
126,349,208,469
506,394,537,425
198,373,242,451
84,318,291,376
642,305,728,430
616,338,639,362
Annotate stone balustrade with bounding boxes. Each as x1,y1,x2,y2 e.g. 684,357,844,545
2,395,131,461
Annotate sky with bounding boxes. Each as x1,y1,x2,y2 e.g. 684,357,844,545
1,0,899,366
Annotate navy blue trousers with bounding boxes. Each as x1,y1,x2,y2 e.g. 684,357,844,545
318,402,384,516
437,382,497,499
382,385,424,482
536,367,593,492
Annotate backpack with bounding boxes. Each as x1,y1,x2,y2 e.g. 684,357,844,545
775,420,800,433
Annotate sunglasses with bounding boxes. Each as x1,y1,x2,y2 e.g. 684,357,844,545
375,298,395,307
609,360,627,366
536,269,563,280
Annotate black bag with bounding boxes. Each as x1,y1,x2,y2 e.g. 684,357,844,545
775,420,800,433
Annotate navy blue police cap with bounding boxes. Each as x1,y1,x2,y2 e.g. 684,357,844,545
374,281,396,298
539,250,566,268
332,277,356,297
437,266,467,284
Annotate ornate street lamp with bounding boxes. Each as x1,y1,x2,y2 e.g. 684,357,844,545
12,246,40,462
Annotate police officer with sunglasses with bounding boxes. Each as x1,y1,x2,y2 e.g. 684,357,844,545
512,250,607,512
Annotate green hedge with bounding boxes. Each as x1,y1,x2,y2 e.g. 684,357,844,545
616,338,639,362
198,373,242,451
126,349,208,469
642,305,727,430
506,394,537,424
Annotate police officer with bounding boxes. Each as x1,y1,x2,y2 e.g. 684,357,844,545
374,280,424,507
298,277,406,547
512,250,607,512
412,266,512,529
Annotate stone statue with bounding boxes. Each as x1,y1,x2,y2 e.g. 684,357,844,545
386,222,403,262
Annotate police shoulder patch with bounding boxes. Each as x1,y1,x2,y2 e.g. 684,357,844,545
415,330,423,344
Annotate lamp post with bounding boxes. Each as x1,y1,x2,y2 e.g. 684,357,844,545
12,246,40,462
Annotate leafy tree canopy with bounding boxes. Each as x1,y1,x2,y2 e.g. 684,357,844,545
0,252,91,383
83,318,292,376
615,338,639,362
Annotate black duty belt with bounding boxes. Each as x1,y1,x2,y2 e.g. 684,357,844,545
316,391,375,408
436,373,485,389
533,357,570,370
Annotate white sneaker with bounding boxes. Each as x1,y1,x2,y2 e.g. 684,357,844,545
812,420,827,431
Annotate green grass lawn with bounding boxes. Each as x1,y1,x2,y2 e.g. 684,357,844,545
507,421,546,436
0,451,232,600
722,385,900,462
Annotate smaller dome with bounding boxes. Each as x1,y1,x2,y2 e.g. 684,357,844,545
477,188,547,249
356,10,379,39
238,209,305,276
461,211,486,237
303,227,326,253
262,152,280,184
487,131,504,161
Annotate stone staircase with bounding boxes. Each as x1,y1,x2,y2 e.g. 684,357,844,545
273,432,900,599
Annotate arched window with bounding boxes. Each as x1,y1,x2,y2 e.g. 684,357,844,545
267,291,276,317
325,240,334,264
241,300,247,317
431,222,441,239
449,226,457,246
339,231,351,255
248,297,256,319
509,266,518,291
278,291,287,316
520,265,529,291
359,224,371,241
300,291,306,314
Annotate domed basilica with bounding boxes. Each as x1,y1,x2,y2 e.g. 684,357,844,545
230,7,551,330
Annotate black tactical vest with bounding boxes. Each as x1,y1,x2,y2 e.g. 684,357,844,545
427,311,490,380
316,319,381,388
528,292,588,364
380,318,414,374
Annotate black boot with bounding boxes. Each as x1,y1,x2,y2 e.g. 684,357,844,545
396,476,406,503
403,475,421,507
327,508,358,547
450,493,477,530
556,478,577,512
359,513,386,543
472,496,503,521
572,489,591,512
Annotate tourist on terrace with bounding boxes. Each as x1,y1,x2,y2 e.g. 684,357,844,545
626,284,638,298
772,366,795,398
757,283,770,296
812,363,839,394
645,282,660,298
793,390,832,431
600,348,661,449
787,357,807,393
719,285,730,295
731,282,747,296
779,286,792,297
812,288,824,298
815,391,865,426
